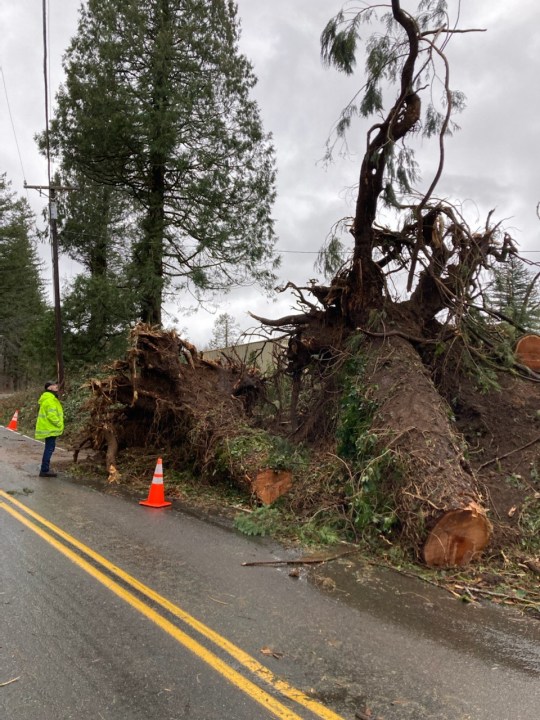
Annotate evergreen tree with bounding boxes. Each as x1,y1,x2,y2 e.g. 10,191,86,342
207,312,241,349
486,257,540,332
0,175,50,387
55,173,137,364
49,0,278,325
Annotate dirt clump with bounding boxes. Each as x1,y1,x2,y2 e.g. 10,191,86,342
445,371,540,551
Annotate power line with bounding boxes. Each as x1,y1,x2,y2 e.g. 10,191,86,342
51,226,540,258
42,0,52,188
0,66,27,186
47,0,52,137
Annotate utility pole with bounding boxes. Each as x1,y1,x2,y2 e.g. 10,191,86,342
25,182,72,390
27,0,73,391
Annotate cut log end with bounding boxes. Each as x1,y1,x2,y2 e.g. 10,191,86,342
252,469,293,505
423,502,492,568
515,334,540,371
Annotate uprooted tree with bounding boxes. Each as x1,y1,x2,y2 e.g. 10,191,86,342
246,0,521,565
77,1,539,567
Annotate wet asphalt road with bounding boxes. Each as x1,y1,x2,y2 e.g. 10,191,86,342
1,426,540,720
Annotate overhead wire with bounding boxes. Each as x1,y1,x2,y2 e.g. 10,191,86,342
54,226,540,259
47,0,52,135
45,0,57,183
0,65,28,192
42,0,52,190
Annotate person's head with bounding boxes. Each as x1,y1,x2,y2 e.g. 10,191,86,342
44,381,59,392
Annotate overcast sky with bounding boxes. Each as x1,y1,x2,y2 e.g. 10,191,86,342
1,1,539,347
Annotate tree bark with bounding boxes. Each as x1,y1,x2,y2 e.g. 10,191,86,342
364,335,491,565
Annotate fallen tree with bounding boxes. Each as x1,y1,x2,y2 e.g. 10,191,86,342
74,2,540,568
246,1,530,565
75,324,297,497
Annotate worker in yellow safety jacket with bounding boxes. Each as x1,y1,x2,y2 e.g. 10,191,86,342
35,381,64,477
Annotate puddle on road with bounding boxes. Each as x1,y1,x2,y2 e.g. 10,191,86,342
311,558,540,676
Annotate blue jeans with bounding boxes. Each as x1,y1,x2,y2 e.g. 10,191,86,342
40,436,57,473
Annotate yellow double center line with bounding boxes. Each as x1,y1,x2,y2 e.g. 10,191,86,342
0,490,345,720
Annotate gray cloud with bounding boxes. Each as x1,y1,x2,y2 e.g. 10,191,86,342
1,1,538,347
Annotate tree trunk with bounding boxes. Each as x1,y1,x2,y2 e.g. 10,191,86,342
364,335,492,566
104,428,119,483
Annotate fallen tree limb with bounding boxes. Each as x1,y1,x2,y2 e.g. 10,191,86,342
356,326,446,345
73,436,92,463
454,584,540,608
248,311,313,328
242,549,357,567
478,436,540,470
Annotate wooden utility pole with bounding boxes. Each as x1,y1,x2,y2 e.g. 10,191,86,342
29,1,70,391
25,182,72,390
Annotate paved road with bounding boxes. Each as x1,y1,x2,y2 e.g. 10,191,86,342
1,427,540,719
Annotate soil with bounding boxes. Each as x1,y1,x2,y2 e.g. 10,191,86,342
448,372,540,550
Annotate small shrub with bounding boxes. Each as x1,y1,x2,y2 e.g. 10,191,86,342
214,429,306,480
234,506,282,536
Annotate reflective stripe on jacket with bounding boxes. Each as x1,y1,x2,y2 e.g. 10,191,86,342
35,391,64,440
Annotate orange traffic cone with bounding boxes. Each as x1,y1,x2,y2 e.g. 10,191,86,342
139,458,172,508
7,410,19,431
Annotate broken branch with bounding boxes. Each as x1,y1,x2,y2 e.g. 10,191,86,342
478,436,540,470
242,549,357,567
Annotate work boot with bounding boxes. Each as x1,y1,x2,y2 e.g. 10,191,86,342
39,471,58,477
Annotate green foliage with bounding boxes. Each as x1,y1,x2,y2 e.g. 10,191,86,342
297,520,341,546
384,145,420,198
446,309,522,394
61,275,133,367
49,0,279,323
424,91,465,139
267,435,306,472
56,369,98,443
20,309,58,381
215,429,306,478
336,352,377,460
315,231,347,280
485,257,540,332
335,344,399,537
0,175,51,387
47,173,139,362
471,364,500,394
234,506,341,545
206,313,242,350
320,10,369,76
321,1,465,211
234,506,282,536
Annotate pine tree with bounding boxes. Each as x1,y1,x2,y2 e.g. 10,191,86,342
0,175,50,387
207,312,241,349
486,257,540,332
48,0,278,325
55,173,137,364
